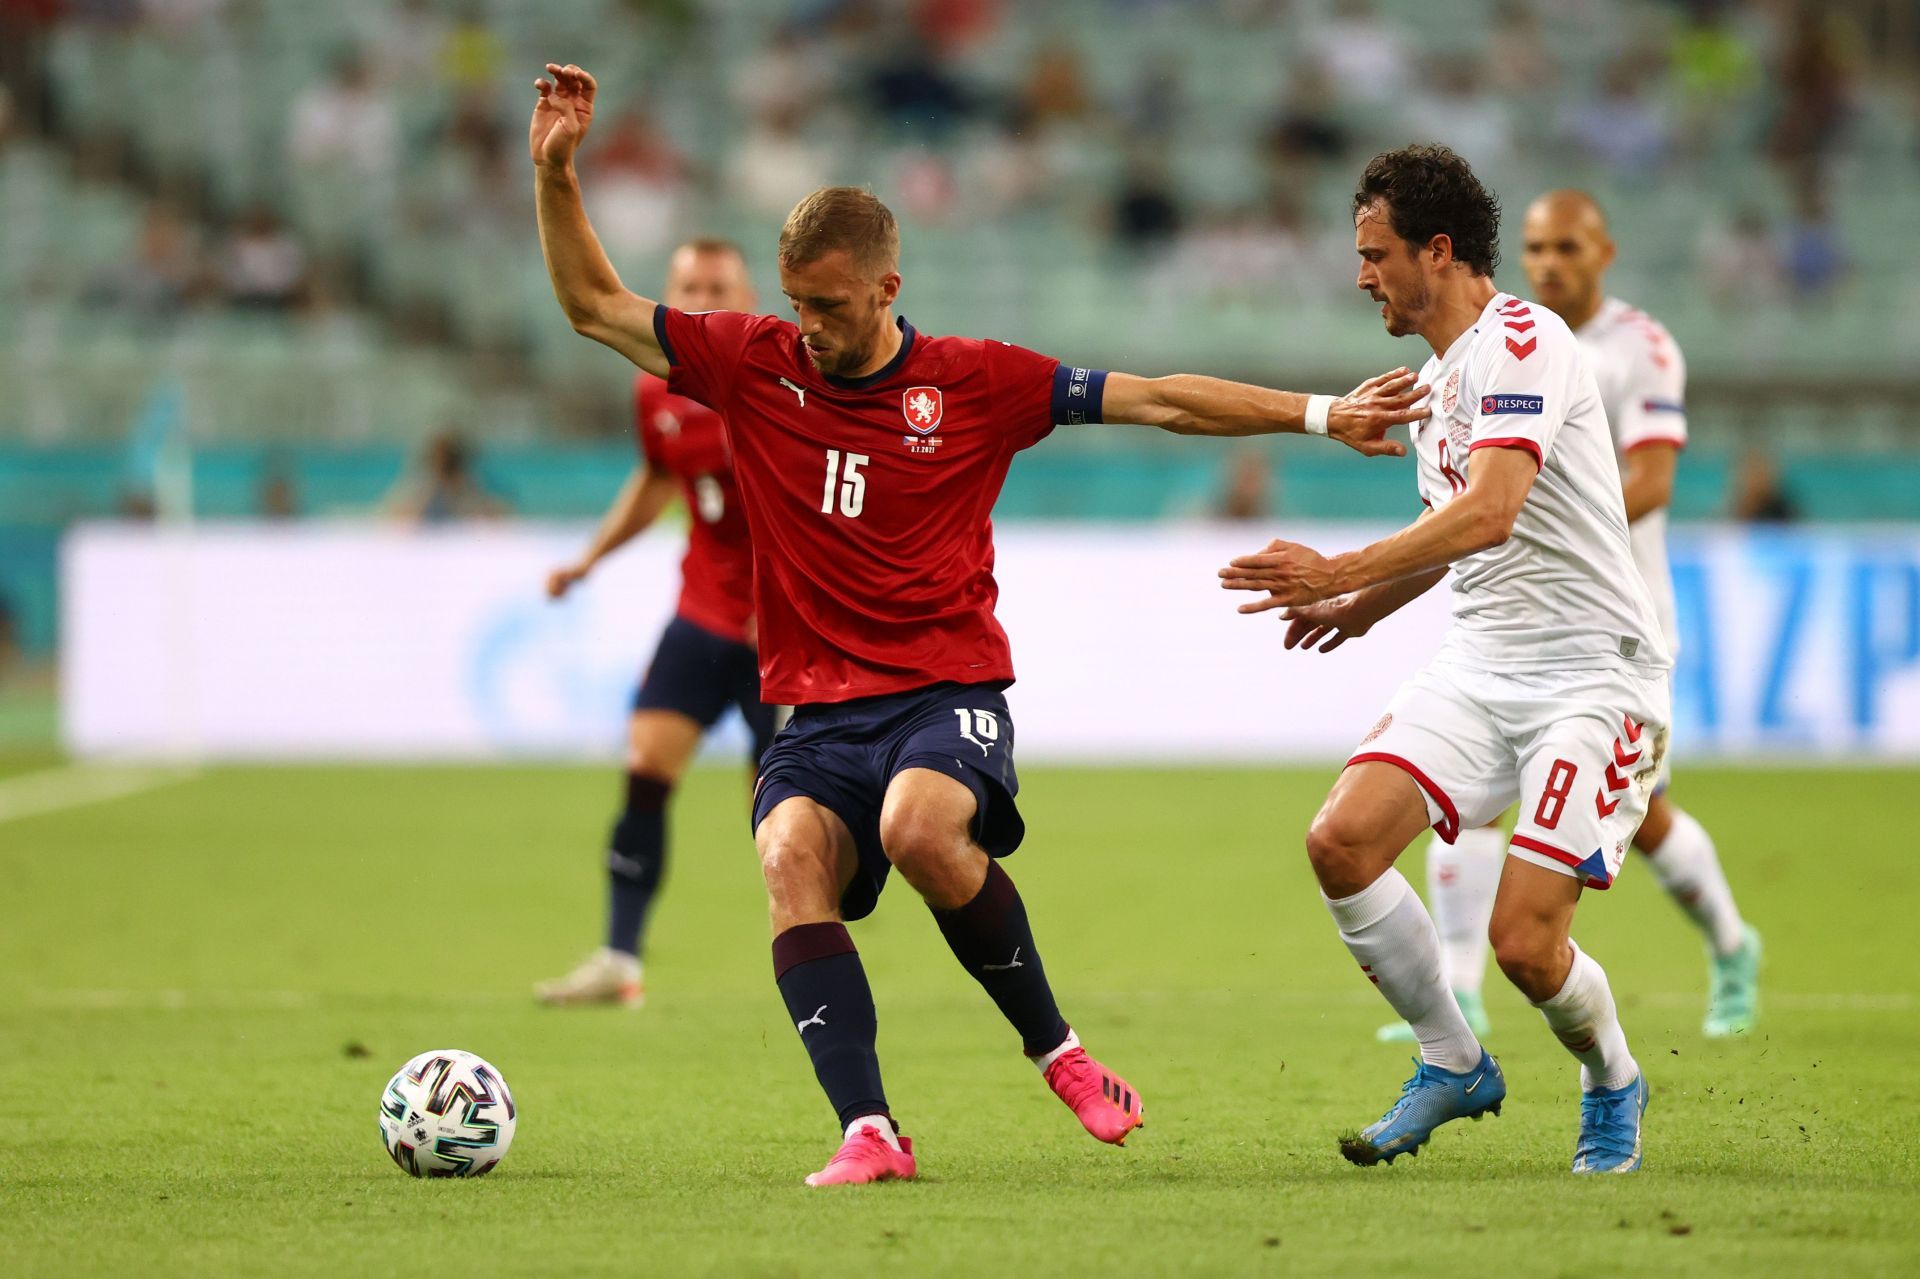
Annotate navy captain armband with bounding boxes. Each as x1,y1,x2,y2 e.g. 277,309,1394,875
651,305,679,365
1050,365,1108,425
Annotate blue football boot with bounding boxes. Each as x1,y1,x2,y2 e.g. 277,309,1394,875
1572,1074,1649,1174
1340,1050,1505,1166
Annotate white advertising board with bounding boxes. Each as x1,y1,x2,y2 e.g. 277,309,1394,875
60,523,1920,762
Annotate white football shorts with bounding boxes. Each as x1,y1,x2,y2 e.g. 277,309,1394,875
1349,656,1671,890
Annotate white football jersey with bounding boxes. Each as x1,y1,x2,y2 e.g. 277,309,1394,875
1411,291,1671,674
1576,296,1688,651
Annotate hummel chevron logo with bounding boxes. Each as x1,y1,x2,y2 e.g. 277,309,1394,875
778,377,806,406
796,1004,828,1033
982,948,1024,972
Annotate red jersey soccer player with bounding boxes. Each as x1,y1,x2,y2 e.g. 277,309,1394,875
533,239,777,1009
532,63,1426,1186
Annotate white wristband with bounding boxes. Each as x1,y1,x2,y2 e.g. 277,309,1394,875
1304,394,1335,436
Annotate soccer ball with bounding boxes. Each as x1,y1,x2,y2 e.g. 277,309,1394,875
377,1049,517,1178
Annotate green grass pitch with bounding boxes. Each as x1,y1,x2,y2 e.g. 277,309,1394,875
3,760,1917,1277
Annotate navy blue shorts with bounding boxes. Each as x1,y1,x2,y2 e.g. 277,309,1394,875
751,681,1024,921
633,615,778,767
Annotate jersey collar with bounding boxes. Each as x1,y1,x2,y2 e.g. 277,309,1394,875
820,318,917,391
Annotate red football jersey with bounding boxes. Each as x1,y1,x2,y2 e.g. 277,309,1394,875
655,307,1106,705
633,372,755,644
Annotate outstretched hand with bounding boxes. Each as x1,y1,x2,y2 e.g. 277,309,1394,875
546,562,591,600
1325,368,1428,458
1278,595,1375,652
530,63,597,168
1218,538,1345,612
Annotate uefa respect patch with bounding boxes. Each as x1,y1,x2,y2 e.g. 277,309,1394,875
1480,394,1544,415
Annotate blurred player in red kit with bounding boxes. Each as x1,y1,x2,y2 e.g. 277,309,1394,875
531,62,1426,1186
534,238,778,1010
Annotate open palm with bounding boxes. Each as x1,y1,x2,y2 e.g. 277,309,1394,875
530,63,596,166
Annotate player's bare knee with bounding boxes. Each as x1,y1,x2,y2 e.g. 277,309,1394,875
1490,919,1563,1000
879,806,966,883
1306,804,1387,896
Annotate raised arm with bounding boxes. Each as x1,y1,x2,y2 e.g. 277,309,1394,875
1099,368,1428,457
530,64,668,376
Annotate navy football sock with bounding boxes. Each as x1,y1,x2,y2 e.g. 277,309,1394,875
932,860,1070,1057
773,923,890,1129
604,773,671,956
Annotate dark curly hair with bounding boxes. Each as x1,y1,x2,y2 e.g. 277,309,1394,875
1351,144,1502,277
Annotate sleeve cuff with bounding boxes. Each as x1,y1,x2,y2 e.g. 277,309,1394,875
1050,365,1107,425
652,305,679,367
1624,435,1686,453
1469,437,1544,470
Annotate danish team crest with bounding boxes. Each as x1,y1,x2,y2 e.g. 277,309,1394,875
1439,368,1461,415
902,386,944,434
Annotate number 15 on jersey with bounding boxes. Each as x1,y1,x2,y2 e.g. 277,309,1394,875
821,449,868,518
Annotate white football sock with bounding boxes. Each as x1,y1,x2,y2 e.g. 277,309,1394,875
1324,869,1482,1073
845,1113,902,1152
1639,806,1745,955
1534,941,1639,1093
1426,826,1504,997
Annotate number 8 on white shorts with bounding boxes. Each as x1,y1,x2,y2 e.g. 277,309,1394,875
1349,658,1671,890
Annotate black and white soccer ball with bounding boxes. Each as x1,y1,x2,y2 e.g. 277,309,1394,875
377,1049,517,1178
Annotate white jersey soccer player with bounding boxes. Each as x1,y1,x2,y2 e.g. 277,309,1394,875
1580,296,1686,652
1385,192,1762,1048
1224,146,1668,1173
1363,288,1673,887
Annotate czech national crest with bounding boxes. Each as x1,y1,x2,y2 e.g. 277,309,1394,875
902,387,944,434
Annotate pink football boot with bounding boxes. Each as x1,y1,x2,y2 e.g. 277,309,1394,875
1042,1045,1145,1145
804,1121,917,1187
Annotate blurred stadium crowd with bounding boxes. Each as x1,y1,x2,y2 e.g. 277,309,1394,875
0,0,1917,674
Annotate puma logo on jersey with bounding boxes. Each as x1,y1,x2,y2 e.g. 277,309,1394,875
796,1004,828,1034
779,377,806,407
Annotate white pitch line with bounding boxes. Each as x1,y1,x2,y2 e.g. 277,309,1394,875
0,763,201,825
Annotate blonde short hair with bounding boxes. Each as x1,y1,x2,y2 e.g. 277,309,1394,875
777,187,899,278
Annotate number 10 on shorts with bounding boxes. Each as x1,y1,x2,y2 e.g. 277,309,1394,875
954,708,999,754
